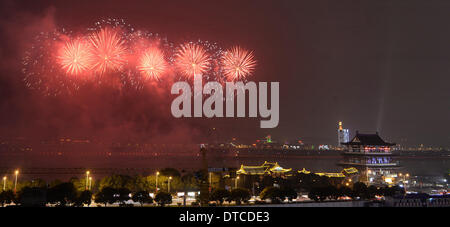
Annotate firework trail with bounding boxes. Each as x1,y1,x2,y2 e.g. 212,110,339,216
89,27,128,74
175,42,211,77
57,38,93,76
221,46,256,81
137,46,167,80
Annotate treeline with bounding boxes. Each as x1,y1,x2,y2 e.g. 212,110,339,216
307,182,405,202
0,169,408,207
0,168,199,207
0,182,175,207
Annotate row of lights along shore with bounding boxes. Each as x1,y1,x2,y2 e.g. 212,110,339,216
3,170,176,194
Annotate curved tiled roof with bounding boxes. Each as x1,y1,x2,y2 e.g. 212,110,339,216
342,132,395,146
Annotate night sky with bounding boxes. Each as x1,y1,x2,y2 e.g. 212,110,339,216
0,0,449,146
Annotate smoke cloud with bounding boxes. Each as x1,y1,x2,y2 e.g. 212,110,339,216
0,2,206,144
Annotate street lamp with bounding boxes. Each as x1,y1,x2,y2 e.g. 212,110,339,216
85,171,90,190
2,176,6,191
168,176,172,193
235,176,240,189
89,177,92,190
155,171,160,193
403,173,410,191
14,170,19,193
209,172,212,186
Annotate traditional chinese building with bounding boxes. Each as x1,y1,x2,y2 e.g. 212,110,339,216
297,167,359,185
234,161,292,193
339,131,399,186
236,161,292,176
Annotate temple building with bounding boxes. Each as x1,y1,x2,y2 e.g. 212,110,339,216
234,162,292,193
236,161,292,176
298,167,359,185
339,131,399,186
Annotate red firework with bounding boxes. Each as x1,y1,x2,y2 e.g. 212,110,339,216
89,27,127,74
222,46,256,81
57,38,93,75
175,43,210,77
137,47,167,80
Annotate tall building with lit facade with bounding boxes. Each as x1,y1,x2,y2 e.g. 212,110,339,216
339,132,399,186
337,121,350,146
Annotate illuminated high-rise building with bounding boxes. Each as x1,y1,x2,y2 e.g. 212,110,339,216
337,121,350,146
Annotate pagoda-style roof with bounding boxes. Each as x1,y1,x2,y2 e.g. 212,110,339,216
297,168,350,178
237,161,292,175
342,167,358,175
341,132,395,146
298,168,311,174
315,172,346,178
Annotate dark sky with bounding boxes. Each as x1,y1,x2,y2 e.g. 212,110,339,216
0,0,449,146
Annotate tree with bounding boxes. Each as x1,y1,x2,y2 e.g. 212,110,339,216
0,190,15,207
74,190,92,207
282,187,298,201
297,173,332,191
324,186,339,200
18,187,47,207
70,177,88,192
95,187,118,207
30,179,47,188
98,175,134,191
339,186,353,199
49,179,63,188
132,191,153,206
154,191,172,207
181,173,200,191
117,188,131,205
382,185,405,197
230,188,251,205
260,186,283,203
210,189,230,205
352,182,368,200
308,187,328,202
47,182,77,206
133,175,151,192
367,185,378,199
160,168,181,178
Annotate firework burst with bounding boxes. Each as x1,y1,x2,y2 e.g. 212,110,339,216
57,38,93,76
89,27,128,74
222,46,256,81
137,47,167,80
175,43,210,77
22,19,258,96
